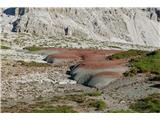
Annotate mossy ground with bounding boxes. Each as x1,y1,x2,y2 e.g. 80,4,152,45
108,94,160,113
108,49,147,60
130,93,160,112
123,50,160,76
33,91,107,112
109,49,160,76
131,50,160,74
33,105,76,113
1,45,10,49
2,91,107,113
17,60,50,67
87,99,107,111
23,46,45,51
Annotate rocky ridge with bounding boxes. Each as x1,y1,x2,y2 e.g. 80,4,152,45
0,8,160,50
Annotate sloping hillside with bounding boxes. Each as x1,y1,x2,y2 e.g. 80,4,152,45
0,8,160,49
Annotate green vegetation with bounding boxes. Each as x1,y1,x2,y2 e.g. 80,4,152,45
108,93,160,113
123,67,138,77
3,33,8,38
108,49,147,60
65,91,102,103
1,45,10,49
2,90,106,112
131,50,160,74
124,49,160,76
50,92,106,111
65,94,86,103
88,99,107,111
130,94,160,112
108,45,121,49
23,45,45,51
17,60,50,67
33,92,106,113
33,105,76,113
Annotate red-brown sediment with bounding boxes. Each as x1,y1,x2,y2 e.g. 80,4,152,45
43,47,128,87
79,59,127,69
47,53,81,59
94,71,121,77
45,48,122,61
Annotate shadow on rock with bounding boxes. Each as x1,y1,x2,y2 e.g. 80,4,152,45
150,84,160,89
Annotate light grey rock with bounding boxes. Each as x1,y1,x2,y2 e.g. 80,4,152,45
0,8,160,49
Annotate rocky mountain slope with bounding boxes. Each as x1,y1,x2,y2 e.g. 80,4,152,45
0,8,160,49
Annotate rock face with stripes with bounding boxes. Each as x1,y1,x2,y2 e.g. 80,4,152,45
39,48,128,88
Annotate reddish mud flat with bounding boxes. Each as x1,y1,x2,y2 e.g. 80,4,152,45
79,59,127,69
44,47,121,61
41,47,127,88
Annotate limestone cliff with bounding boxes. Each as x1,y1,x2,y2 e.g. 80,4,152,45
0,8,160,48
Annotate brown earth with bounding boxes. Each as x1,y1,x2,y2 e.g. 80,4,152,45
42,48,127,88
79,59,127,69
44,48,121,61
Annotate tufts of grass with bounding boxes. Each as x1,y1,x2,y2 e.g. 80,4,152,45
64,91,102,103
108,46,121,49
123,67,138,77
108,49,147,60
1,45,10,49
17,60,50,67
33,105,77,113
23,46,45,51
130,93,160,113
123,49,160,76
87,99,107,111
2,91,106,112
65,94,86,103
130,49,160,75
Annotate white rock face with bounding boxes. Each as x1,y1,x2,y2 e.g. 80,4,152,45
0,8,160,48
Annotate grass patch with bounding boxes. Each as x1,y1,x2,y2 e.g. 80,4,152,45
1,45,10,49
65,91,102,103
131,50,160,74
108,49,147,60
130,93,160,112
17,60,50,67
33,105,76,113
123,49,160,76
2,91,106,112
123,67,138,77
23,46,45,51
52,92,105,111
108,46,121,49
65,94,86,103
87,99,107,111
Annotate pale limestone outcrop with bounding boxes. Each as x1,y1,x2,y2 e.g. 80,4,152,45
1,8,160,48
